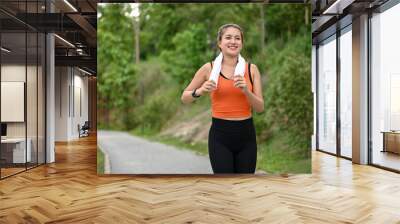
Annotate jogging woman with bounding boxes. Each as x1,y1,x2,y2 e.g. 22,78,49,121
181,24,264,174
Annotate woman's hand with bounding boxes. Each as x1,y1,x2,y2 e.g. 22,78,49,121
233,76,248,93
181,63,212,104
198,80,217,95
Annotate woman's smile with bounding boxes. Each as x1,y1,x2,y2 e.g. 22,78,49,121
228,45,238,50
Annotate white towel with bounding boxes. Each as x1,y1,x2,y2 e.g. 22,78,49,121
209,52,246,88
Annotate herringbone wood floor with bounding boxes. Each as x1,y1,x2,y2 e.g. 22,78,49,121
1,134,400,224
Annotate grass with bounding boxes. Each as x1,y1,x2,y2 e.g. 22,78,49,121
97,147,105,174
257,130,311,174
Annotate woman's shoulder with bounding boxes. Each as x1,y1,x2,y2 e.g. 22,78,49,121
201,62,212,71
196,62,212,79
249,63,260,76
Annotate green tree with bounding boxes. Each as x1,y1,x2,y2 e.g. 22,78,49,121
160,23,213,87
98,4,137,129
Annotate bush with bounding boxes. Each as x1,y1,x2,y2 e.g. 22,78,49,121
135,88,180,131
262,32,312,149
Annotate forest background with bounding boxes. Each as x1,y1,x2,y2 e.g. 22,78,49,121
97,3,312,173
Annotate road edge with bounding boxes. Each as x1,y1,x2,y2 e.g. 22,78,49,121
98,145,111,174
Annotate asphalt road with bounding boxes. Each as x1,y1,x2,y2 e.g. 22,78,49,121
97,130,213,174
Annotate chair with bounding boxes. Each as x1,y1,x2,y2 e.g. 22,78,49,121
78,121,90,138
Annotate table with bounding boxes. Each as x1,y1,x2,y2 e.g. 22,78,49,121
381,131,400,154
1,138,31,163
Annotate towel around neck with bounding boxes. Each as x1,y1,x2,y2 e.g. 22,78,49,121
209,52,246,87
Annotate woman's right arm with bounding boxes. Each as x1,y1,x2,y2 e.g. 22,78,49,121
181,63,215,104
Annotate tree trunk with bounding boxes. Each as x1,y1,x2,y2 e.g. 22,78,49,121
259,4,268,81
134,7,140,64
133,4,144,133
259,4,265,52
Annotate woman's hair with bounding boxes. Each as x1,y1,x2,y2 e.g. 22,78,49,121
217,23,244,45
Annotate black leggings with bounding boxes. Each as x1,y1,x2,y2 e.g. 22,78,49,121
208,117,257,174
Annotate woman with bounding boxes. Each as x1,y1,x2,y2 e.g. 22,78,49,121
181,24,264,174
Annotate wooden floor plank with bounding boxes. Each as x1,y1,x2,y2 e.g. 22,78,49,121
0,134,399,223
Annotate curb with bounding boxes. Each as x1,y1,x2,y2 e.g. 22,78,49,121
98,146,111,174
103,151,111,174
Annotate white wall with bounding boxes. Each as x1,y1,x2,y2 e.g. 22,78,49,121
55,67,69,141
54,67,89,141
71,69,89,139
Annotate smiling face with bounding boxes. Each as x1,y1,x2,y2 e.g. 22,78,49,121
218,26,243,57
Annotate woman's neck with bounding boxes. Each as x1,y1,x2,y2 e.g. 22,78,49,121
222,55,238,67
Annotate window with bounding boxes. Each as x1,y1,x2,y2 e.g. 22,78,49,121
371,3,400,171
339,26,352,158
317,35,337,154
0,1,46,179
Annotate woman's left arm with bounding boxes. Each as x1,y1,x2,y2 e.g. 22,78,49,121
234,64,264,113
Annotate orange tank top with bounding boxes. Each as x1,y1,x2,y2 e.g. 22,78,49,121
210,63,253,119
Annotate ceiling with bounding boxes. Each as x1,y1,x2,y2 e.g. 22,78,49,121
311,0,390,43
0,0,98,75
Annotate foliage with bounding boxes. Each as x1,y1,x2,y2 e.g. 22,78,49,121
135,88,180,132
263,32,312,149
161,23,213,86
98,4,137,129
265,4,310,41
